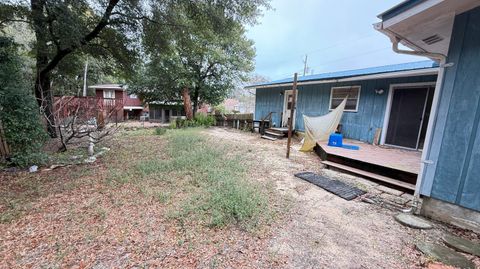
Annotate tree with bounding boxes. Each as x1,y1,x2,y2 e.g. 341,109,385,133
0,37,47,167
131,0,269,119
1,0,146,137
229,73,269,113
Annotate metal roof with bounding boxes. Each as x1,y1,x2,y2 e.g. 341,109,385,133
248,60,438,88
377,0,426,20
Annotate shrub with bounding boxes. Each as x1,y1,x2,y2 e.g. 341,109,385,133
155,127,167,135
0,37,47,167
172,115,216,129
194,114,216,127
169,120,177,129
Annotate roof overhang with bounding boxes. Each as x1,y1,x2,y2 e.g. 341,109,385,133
375,0,480,56
123,106,144,110
88,84,125,90
248,67,438,89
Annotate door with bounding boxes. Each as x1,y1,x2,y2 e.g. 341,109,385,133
165,109,170,123
385,86,432,149
282,90,296,128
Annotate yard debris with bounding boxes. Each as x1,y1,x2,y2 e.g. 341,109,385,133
28,165,38,173
42,164,69,171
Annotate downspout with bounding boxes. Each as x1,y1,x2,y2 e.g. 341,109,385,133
386,33,448,212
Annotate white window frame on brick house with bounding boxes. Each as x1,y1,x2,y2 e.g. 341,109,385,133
103,89,115,99
329,86,361,112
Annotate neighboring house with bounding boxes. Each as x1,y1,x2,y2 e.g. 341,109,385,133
148,101,185,123
248,60,438,148
89,84,146,121
376,0,480,231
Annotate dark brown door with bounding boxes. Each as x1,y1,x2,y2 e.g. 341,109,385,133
386,87,430,149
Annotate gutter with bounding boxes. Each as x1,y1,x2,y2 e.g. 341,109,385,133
376,22,448,212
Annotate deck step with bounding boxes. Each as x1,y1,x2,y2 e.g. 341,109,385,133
264,130,285,137
261,135,278,141
321,160,416,191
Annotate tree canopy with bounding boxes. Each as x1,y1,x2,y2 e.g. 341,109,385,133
0,0,269,132
130,0,268,118
1,0,148,136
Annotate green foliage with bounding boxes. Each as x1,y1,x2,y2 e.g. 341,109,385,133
159,129,268,228
130,0,269,107
173,115,216,129
155,127,167,136
208,177,266,227
0,37,47,167
193,114,216,127
0,0,145,96
214,104,227,114
169,120,177,129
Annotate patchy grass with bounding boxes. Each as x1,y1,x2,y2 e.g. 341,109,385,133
0,127,281,268
160,129,269,229
129,128,270,229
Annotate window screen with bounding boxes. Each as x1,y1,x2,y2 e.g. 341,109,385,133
330,86,360,111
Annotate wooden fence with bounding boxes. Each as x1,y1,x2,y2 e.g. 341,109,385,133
214,113,254,130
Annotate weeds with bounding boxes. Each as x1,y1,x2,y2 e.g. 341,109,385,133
162,128,269,229
155,127,167,135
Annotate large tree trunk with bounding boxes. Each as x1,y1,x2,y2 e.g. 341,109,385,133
192,87,200,117
34,72,57,137
32,0,57,137
181,88,194,120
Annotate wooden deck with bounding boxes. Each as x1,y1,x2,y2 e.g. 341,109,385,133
316,139,421,191
318,139,421,174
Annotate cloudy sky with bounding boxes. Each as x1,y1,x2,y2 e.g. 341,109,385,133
246,0,427,81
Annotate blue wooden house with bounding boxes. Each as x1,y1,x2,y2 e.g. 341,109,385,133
249,61,438,149
376,0,480,232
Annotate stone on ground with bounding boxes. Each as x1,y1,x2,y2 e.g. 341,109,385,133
395,213,433,229
443,234,480,257
416,242,475,269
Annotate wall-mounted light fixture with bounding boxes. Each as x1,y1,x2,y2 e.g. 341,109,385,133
375,89,384,95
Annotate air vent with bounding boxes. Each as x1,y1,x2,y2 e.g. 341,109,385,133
422,34,444,45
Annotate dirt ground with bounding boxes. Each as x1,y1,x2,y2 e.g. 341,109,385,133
1,127,479,268
205,127,480,269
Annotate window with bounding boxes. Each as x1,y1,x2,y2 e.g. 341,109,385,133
129,93,138,99
329,86,361,112
103,89,115,99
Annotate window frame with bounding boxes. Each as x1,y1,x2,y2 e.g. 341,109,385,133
329,86,361,112
103,89,115,99
129,93,138,99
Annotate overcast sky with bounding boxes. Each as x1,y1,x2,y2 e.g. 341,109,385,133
246,0,428,81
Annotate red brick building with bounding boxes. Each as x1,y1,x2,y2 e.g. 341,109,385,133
89,84,147,121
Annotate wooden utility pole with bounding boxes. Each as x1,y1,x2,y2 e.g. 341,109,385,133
303,55,308,76
286,73,298,159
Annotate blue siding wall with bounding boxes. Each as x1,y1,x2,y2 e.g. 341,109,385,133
255,75,437,143
421,7,480,211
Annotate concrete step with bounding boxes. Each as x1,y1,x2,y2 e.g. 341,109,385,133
321,160,415,191
265,130,285,137
261,135,278,141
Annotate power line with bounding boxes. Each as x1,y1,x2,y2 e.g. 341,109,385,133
308,46,391,71
268,46,392,80
261,32,380,67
